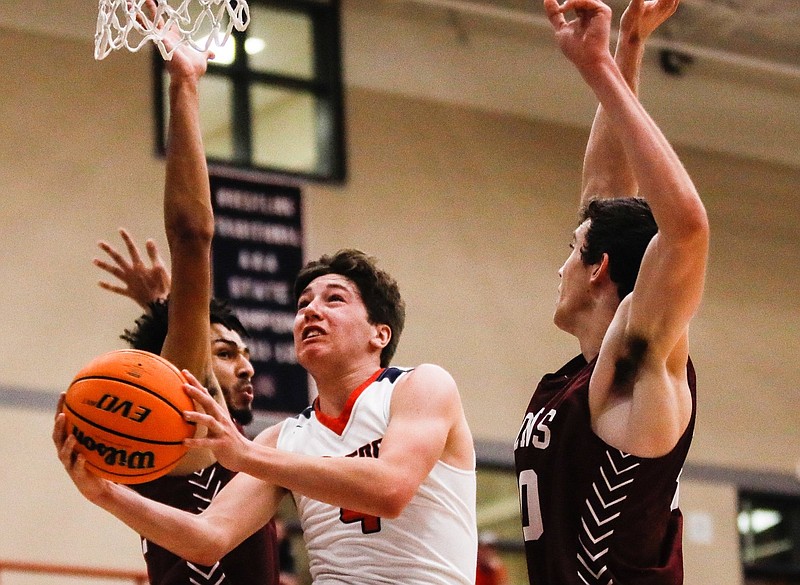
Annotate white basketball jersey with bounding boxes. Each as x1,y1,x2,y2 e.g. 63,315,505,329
277,367,477,585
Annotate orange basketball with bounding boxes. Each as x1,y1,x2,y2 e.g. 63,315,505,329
62,349,195,484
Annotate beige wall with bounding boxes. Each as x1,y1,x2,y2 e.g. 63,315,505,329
1,19,799,584
682,480,744,585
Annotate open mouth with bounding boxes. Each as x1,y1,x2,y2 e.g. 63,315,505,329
302,326,325,340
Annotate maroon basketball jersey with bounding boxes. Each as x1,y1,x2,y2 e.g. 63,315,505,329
133,462,280,585
514,355,696,585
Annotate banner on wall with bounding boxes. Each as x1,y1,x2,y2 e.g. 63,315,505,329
210,174,309,415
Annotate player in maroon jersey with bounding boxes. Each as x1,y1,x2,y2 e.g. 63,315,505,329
91,230,281,584
56,2,280,581
514,0,709,583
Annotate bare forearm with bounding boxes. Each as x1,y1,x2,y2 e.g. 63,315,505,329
581,38,646,204
579,57,706,238
160,75,215,378
615,33,647,92
239,444,414,518
95,482,224,564
164,79,214,243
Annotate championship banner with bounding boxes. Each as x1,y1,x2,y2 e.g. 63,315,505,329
210,174,309,415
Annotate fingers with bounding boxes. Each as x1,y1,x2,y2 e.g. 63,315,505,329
61,436,89,477
622,0,678,40
181,368,205,392
182,406,236,453
544,0,610,29
181,370,221,413
183,382,217,412
543,0,567,28
94,251,130,294
567,0,612,16
133,0,160,28
556,0,605,12
93,257,124,279
97,280,128,296
56,422,79,468
145,239,163,266
181,377,227,442
97,240,129,270
183,408,215,426
53,394,68,448
119,228,143,264
55,391,65,417
655,0,680,10
52,410,66,446
144,0,159,21
639,0,677,20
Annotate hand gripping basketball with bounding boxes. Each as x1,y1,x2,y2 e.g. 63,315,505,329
60,350,196,484
181,369,250,473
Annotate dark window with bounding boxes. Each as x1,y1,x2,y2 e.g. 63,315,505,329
153,0,345,183
740,491,800,582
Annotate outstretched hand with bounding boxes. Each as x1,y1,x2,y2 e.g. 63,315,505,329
543,0,614,72
181,370,251,472
94,228,171,309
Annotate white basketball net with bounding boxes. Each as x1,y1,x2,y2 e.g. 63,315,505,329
95,0,251,61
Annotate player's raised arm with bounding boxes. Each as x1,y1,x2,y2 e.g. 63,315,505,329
135,3,227,473
547,0,707,355
157,32,215,382
581,0,679,204
56,0,285,575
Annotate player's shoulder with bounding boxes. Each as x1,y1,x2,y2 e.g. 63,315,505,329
394,362,455,385
394,363,460,401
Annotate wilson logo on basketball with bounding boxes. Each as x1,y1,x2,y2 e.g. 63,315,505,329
70,425,156,470
91,393,153,423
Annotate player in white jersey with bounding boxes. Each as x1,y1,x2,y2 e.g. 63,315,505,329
55,246,477,585
278,366,476,584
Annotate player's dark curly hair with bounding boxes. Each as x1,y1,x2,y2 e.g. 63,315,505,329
293,249,405,367
121,297,248,354
579,197,658,301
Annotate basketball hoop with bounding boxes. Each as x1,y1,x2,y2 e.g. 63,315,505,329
95,0,251,61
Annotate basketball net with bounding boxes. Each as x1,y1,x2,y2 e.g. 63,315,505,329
95,0,251,61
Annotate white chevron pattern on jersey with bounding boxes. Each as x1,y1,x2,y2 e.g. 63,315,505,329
577,449,641,585
188,560,226,585
186,466,228,583
189,466,224,512
139,465,232,583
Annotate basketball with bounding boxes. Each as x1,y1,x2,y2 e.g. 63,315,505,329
61,349,196,484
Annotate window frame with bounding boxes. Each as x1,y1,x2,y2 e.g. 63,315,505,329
152,0,346,183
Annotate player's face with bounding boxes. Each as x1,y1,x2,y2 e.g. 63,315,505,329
294,274,381,371
554,221,593,333
210,323,255,424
